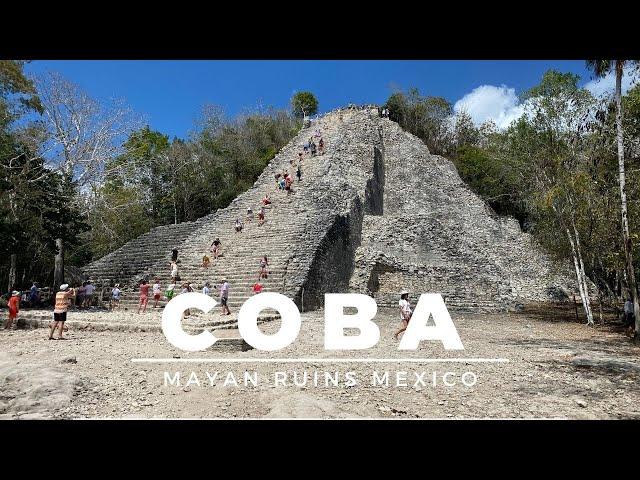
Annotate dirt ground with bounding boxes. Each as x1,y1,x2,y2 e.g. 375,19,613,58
1,307,639,419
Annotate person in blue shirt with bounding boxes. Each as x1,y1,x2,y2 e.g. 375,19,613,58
29,282,40,307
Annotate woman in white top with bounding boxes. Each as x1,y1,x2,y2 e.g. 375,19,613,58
170,261,179,283
394,290,412,340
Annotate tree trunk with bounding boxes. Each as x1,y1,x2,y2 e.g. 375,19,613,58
598,295,604,324
8,253,17,292
567,228,593,324
573,222,594,324
54,238,64,289
614,60,640,337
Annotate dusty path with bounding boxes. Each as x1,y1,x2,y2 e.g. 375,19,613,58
1,308,639,419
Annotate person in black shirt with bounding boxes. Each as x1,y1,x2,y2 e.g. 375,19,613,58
210,238,221,259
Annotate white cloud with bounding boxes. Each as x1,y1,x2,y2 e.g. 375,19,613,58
454,66,640,131
584,65,639,98
453,85,526,129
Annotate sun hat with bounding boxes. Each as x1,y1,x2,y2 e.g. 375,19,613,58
60,284,69,291
167,284,175,291
399,289,409,296
11,290,20,296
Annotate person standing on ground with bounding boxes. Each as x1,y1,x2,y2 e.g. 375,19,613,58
394,290,413,340
5,291,20,329
137,280,150,314
234,218,244,233
318,137,324,155
84,280,95,308
217,279,231,315
29,282,39,307
258,207,266,226
246,206,253,222
152,278,162,308
296,163,302,182
262,194,271,206
110,284,121,310
76,282,86,308
202,254,210,268
50,284,75,340
202,282,211,296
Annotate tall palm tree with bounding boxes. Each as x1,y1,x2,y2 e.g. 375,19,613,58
586,60,639,339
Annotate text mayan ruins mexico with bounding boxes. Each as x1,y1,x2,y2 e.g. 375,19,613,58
83,108,576,315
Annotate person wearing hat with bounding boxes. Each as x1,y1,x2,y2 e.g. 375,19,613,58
394,290,413,340
110,283,121,311
50,284,75,340
5,290,21,329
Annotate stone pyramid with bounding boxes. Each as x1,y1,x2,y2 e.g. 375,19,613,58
83,108,575,312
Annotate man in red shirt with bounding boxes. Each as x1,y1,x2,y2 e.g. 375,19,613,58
5,290,20,329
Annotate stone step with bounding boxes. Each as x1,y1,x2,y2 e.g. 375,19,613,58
12,310,279,334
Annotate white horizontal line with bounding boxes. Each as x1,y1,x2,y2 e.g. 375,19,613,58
131,358,509,364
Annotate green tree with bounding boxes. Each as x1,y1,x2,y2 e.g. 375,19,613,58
291,91,318,118
587,60,640,338
80,106,301,263
0,60,48,291
503,69,606,323
384,88,453,154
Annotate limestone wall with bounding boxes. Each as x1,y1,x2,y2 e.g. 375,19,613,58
349,118,575,310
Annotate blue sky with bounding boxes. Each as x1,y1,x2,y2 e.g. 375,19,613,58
25,60,608,138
